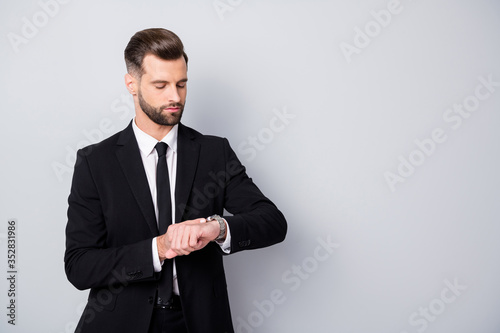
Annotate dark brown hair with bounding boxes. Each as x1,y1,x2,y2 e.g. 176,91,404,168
124,28,188,76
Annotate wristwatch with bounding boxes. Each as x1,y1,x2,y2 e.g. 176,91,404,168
207,215,226,242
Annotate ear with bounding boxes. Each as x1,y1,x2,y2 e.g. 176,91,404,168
124,73,138,95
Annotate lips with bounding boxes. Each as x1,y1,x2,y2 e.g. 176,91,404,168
164,107,180,113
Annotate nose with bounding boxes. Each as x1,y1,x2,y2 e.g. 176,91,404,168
166,84,181,103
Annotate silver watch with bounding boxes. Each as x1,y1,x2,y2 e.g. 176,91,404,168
207,215,226,241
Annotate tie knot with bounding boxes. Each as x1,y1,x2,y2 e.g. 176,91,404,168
155,142,168,157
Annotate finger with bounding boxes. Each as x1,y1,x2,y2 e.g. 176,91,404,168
181,218,206,225
185,225,201,253
165,248,177,259
188,226,201,249
179,225,193,254
177,225,197,256
170,226,186,256
173,226,187,255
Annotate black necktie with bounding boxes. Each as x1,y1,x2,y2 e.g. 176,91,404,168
155,142,173,302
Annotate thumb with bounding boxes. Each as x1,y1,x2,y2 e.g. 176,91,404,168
165,248,178,259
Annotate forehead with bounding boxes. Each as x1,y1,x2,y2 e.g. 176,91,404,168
141,54,187,80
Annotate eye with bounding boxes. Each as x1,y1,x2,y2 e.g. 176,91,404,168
155,85,166,89
177,83,186,88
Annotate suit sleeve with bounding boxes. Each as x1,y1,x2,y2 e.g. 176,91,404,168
64,148,157,291
220,138,287,253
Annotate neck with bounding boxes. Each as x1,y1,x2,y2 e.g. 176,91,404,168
135,111,173,141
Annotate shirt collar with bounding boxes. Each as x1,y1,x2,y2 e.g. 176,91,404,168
132,118,178,156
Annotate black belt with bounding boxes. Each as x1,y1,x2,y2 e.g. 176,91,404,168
155,294,182,310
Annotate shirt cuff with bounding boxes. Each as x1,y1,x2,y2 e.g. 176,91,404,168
152,237,162,272
216,219,231,253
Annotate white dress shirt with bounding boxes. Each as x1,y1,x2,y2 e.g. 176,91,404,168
132,119,231,295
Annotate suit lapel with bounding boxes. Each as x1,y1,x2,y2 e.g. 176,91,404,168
175,124,201,223
115,122,159,236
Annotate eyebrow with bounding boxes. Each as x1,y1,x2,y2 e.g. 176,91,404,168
150,78,188,84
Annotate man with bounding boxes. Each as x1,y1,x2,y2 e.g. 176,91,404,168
64,28,287,333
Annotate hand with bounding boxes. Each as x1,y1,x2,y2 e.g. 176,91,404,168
156,218,220,260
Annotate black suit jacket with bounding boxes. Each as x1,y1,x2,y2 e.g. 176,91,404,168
64,122,287,333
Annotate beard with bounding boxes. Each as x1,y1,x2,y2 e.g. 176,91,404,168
138,89,184,126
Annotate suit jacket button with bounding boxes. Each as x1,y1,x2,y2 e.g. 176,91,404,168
148,296,154,304
239,240,251,247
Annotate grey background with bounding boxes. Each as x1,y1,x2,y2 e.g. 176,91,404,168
1,0,500,332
